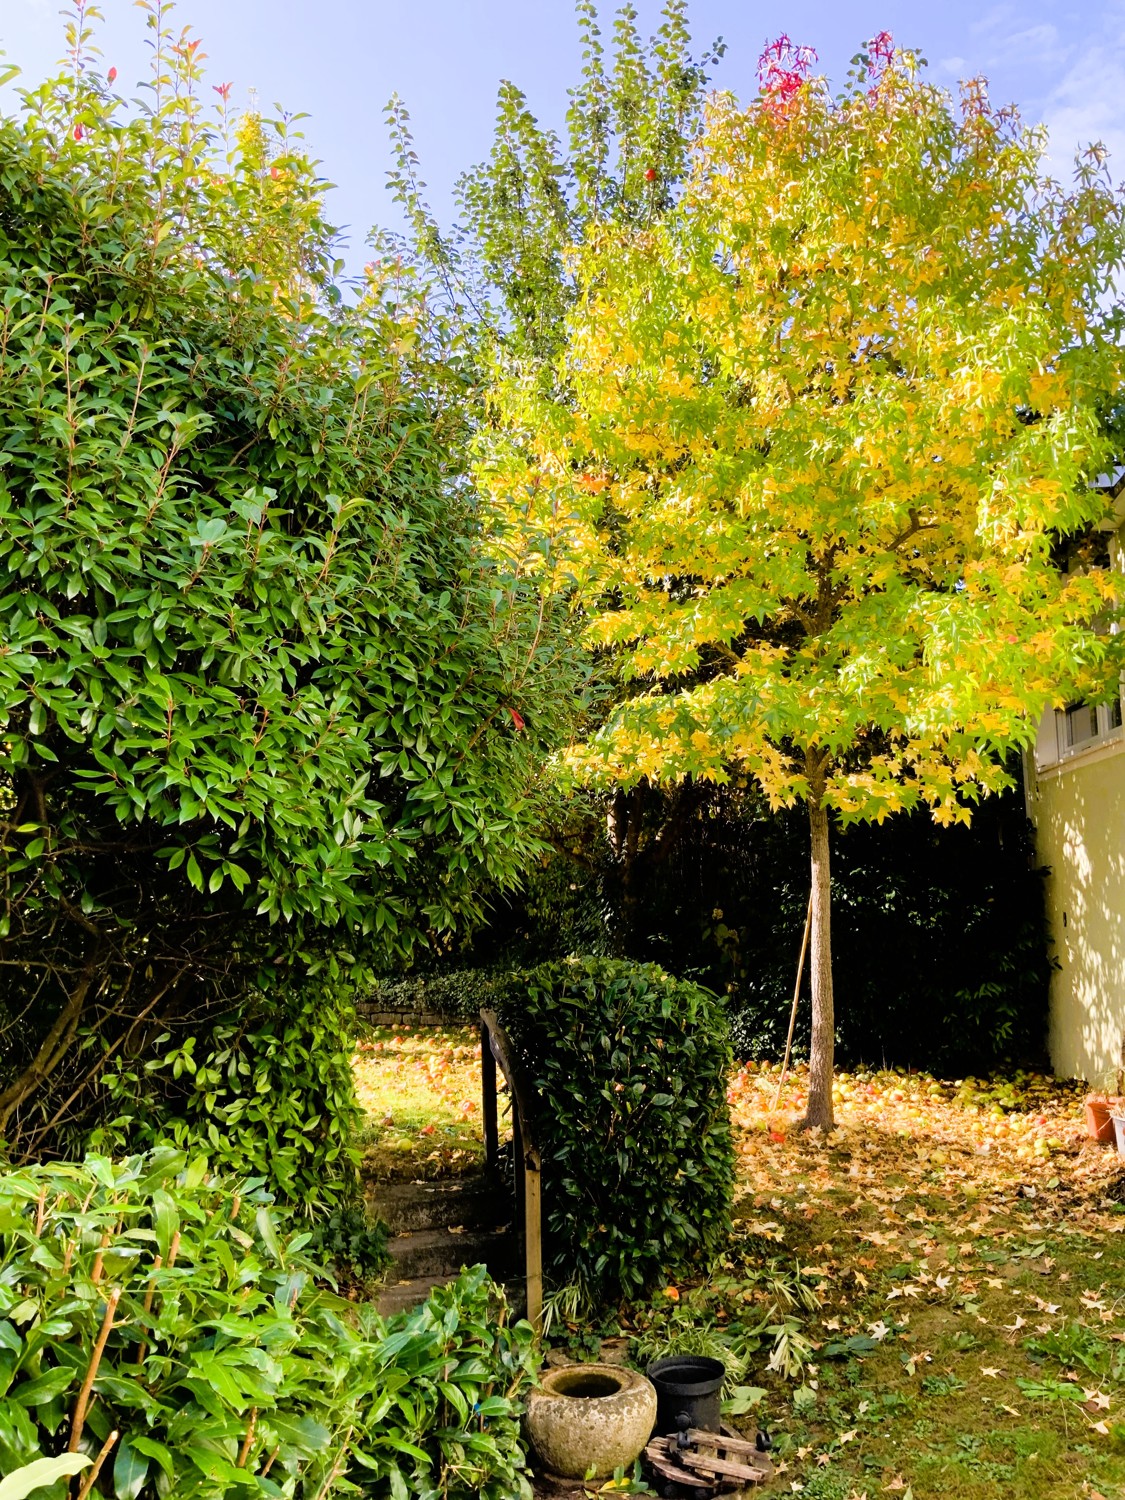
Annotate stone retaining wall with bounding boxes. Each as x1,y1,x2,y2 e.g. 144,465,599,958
358,1006,465,1030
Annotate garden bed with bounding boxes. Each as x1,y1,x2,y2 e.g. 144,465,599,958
719,1063,1125,1498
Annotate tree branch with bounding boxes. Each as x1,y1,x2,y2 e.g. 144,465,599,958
0,952,102,1131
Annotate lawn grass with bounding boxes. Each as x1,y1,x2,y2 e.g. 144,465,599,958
354,1025,502,1180
353,1030,1125,1496
725,1063,1125,1499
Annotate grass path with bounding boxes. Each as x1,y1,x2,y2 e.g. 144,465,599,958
354,1025,492,1180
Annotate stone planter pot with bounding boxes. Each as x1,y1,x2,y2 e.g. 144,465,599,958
525,1363,657,1480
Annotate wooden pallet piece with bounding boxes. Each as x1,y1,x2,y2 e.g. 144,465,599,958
643,1442,714,1489
680,1450,766,1482
686,1429,767,1459
644,1432,772,1491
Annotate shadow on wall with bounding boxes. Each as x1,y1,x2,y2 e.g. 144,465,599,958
1034,750,1125,1086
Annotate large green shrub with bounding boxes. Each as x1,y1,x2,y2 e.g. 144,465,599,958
0,1151,538,1498
92,982,362,1216
497,958,734,1306
0,7,575,1156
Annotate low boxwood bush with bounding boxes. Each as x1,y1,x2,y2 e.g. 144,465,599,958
496,957,734,1307
0,1152,538,1498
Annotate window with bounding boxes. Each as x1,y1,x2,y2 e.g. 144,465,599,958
1063,702,1098,749
1036,695,1125,771
1031,472,1125,774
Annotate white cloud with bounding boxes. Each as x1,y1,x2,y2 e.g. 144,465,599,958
937,55,968,80
957,2,1125,185
1040,11,1125,183
1043,57,1125,179
970,4,1065,62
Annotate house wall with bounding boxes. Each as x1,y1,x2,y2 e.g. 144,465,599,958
1026,740,1125,1086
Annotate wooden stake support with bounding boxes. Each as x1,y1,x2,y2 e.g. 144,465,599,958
771,891,813,1111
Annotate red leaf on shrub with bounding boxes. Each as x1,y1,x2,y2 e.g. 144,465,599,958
508,707,526,731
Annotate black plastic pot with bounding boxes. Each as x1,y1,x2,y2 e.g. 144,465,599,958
645,1355,725,1436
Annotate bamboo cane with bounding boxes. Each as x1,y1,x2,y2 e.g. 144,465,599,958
771,891,813,1112
69,1287,121,1453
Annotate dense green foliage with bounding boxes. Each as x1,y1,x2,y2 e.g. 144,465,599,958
716,795,1052,1072
464,784,1050,1073
304,1202,390,1286
496,957,734,1306
0,7,574,1156
0,1151,538,1498
363,969,502,1027
91,985,363,1216
387,0,723,364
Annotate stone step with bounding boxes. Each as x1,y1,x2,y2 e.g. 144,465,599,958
370,1174,510,1235
377,1273,456,1318
385,1227,517,1281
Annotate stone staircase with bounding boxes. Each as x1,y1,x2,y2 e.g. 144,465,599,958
371,1173,516,1316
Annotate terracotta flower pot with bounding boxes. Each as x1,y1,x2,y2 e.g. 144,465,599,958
1085,1097,1120,1145
525,1363,657,1480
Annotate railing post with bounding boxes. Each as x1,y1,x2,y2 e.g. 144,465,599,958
512,1111,524,1226
480,1008,544,1336
481,1018,498,1173
523,1149,543,1334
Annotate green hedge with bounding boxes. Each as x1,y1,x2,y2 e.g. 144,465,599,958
362,969,499,1026
0,1152,538,1499
456,782,1050,1076
92,981,362,1218
496,957,734,1307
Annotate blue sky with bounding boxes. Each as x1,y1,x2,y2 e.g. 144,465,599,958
5,1,1124,269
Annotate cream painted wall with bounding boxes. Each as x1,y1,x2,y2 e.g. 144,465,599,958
1027,742,1125,1086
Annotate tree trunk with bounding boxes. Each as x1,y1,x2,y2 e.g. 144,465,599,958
801,795,835,1132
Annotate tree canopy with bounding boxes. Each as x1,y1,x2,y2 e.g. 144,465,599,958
480,37,1125,1126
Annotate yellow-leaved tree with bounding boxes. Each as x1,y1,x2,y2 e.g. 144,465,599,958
481,37,1125,1130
